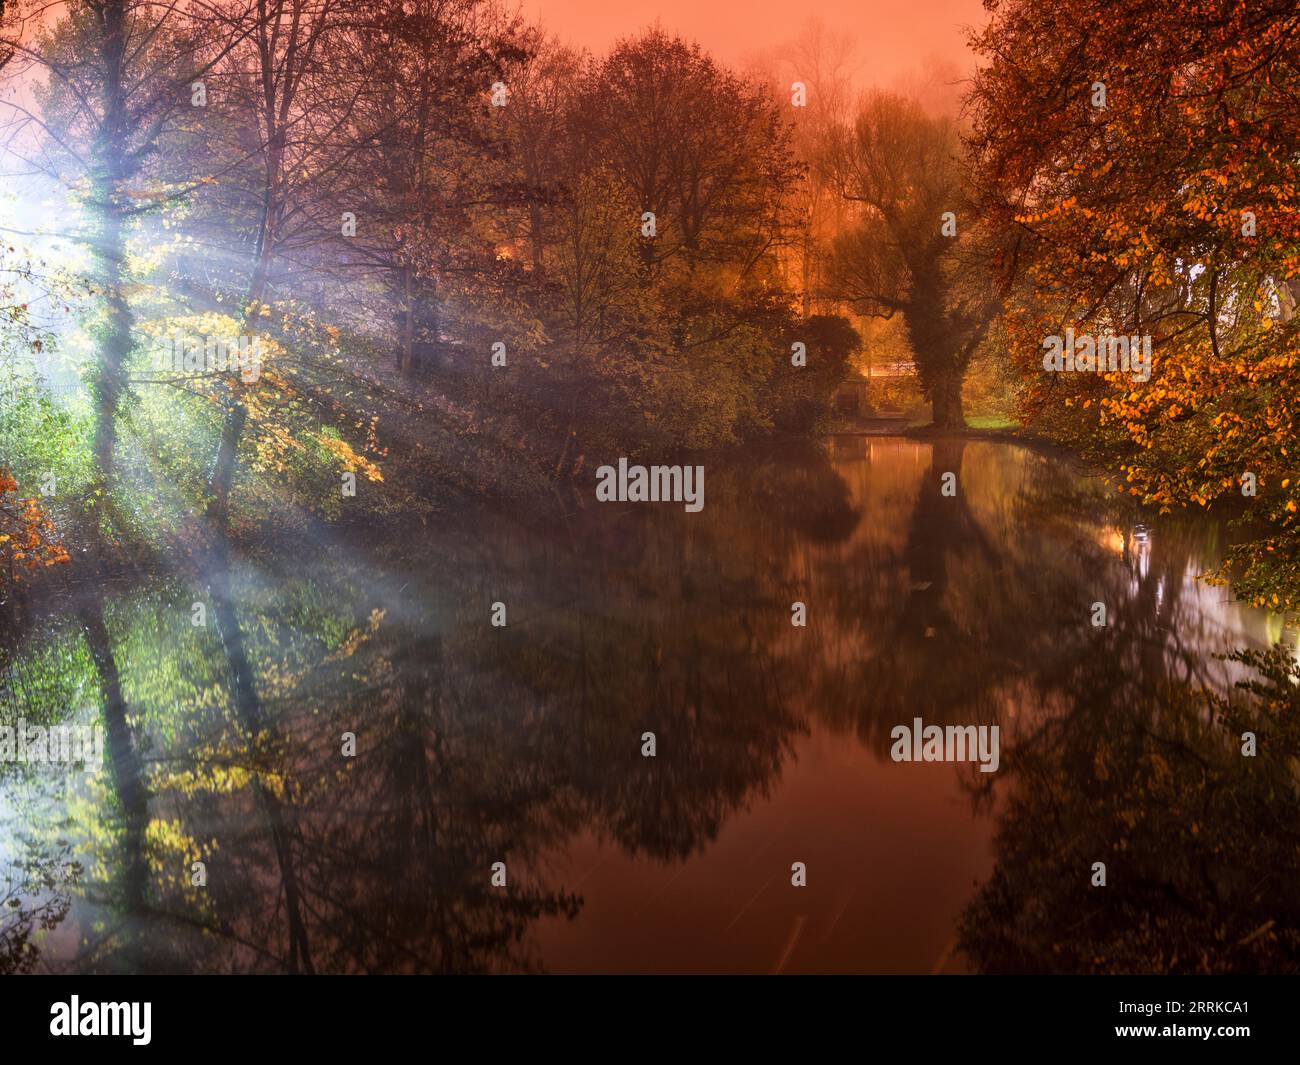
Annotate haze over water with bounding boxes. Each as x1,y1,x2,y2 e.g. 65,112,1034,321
2,437,1279,973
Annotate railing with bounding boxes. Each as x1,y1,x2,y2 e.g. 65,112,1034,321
864,361,916,378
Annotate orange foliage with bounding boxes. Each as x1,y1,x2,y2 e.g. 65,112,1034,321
971,0,1300,605
0,468,71,585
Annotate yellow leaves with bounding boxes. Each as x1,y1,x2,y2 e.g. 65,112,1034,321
317,435,384,482
158,758,253,797
1015,196,1083,225
145,818,204,858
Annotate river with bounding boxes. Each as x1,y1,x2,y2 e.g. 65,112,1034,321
0,436,1289,973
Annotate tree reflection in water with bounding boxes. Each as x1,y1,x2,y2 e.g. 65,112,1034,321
1,439,1294,972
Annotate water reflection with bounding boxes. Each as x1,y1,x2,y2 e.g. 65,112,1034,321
1,438,1293,973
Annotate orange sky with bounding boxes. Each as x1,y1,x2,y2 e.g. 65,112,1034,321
520,0,989,89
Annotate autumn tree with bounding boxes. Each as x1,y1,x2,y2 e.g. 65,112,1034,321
191,0,365,516
0,0,248,495
522,29,818,464
969,0,1300,606
337,0,530,379
497,33,577,279
574,30,801,281
822,92,997,428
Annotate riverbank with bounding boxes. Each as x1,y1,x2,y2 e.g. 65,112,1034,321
829,417,1085,466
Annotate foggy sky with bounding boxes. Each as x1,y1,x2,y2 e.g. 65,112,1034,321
519,0,989,89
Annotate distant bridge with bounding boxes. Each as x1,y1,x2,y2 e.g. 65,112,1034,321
863,361,916,378
834,363,916,418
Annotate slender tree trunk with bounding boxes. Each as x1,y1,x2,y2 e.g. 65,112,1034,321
89,1,132,495
399,266,414,374
90,183,132,488
207,524,315,972
801,216,813,320
80,600,149,970
207,143,278,515
528,200,546,276
207,402,248,522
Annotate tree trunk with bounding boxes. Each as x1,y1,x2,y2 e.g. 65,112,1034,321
801,216,813,320
89,1,132,494
206,154,276,515
80,599,149,970
207,399,247,521
528,200,547,276
90,184,131,488
399,266,414,374
931,372,965,429
207,528,315,973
